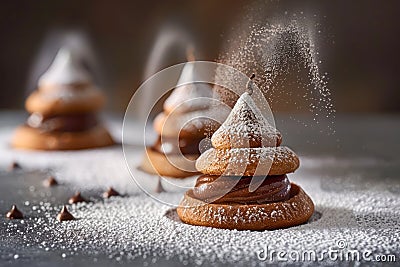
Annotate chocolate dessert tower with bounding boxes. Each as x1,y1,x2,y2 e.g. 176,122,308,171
178,77,314,230
141,60,220,178
12,48,114,150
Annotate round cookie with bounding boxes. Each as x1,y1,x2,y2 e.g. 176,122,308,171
211,128,282,149
153,112,219,139
177,183,314,230
26,86,105,116
140,147,199,178
195,147,300,176
12,124,114,150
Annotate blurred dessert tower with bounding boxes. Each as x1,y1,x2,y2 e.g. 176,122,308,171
12,48,114,150
140,54,221,178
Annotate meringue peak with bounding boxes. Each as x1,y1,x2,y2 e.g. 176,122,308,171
211,92,281,149
164,62,213,114
39,47,92,86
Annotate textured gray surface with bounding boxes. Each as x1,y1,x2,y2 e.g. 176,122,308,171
0,112,399,267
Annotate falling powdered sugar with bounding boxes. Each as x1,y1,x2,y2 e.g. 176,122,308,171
218,15,335,135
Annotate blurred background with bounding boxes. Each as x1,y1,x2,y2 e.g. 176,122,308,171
0,0,399,114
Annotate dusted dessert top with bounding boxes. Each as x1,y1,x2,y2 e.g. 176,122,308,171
25,47,105,116
196,90,299,176
211,92,281,149
164,62,213,114
39,48,92,87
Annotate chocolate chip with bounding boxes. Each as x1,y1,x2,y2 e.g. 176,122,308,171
6,205,24,219
9,161,21,171
43,176,58,187
103,187,120,198
68,192,87,204
56,205,75,221
155,177,165,193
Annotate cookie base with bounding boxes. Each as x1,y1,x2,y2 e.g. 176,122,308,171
11,125,114,150
177,183,314,230
26,88,105,116
196,147,300,176
140,147,200,178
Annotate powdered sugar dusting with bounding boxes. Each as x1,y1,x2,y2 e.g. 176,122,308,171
207,147,296,165
2,177,399,266
196,146,298,176
212,92,280,148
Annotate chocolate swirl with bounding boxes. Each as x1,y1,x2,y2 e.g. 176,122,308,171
27,113,98,132
152,136,204,155
193,174,291,204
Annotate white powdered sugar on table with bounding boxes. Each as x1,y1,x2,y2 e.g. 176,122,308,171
1,115,399,265
2,178,399,266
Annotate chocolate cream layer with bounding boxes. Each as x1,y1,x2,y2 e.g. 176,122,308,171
192,174,291,204
152,136,205,155
27,113,98,132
